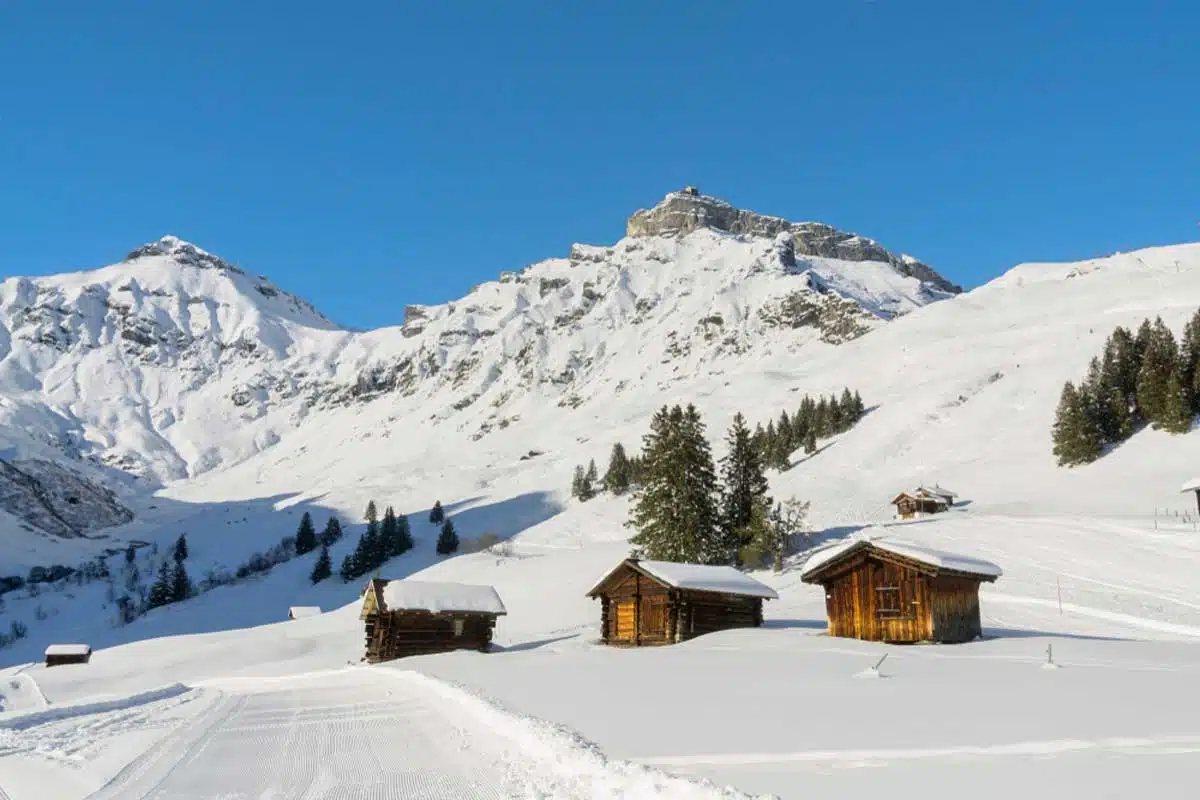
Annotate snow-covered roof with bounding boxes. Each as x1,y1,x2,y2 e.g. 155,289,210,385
588,559,778,599
917,484,957,498
288,606,322,618
378,580,507,615
44,644,91,657
1181,478,1200,493
891,490,948,505
801,535,1002,582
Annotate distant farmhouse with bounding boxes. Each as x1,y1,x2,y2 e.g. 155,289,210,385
801,536,1001,644
891,484,958,519
360,579,506,663
587,557,777,646
45,643,92,667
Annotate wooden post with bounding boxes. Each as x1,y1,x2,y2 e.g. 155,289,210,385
1057,577,1063,615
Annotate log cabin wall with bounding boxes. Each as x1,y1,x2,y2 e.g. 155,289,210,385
365,610,497,663
678,591,763,642
928,576,984,643
821,555,933,643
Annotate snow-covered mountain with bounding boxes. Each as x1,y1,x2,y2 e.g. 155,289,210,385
0,189,956,550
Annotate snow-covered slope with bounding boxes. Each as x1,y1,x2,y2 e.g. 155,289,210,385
3,192,1200,798
0,191,954,555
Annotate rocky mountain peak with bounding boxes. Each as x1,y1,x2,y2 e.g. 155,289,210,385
124,235,245,275
626,188,962,294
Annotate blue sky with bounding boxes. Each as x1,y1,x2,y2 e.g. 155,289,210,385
1,2,1196,329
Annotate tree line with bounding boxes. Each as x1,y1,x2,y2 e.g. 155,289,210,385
570,387,865,502
1052,312,1200,466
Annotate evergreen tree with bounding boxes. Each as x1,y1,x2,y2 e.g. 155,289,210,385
339,553,357,583
776,411,793,452
360,516,382,571
1136,317,1179,426
396,513,414,554
570,465,586,499
379,506,398,558
170,561,192,602
294,512,318,555
603,443,632,495
1180,309,1200,411
147,561,173,609
851,390,865,421
582,459,599,499
436,518,460,555
814,397,830,436
628,405,723,564
839,388,855,429
1052,382,1103,466
1161,368,1195,434
1081,356,1118,442
319,517,343,547
310,545,332,584
364,500,379,525
803,428,817,455
429,501,444,524
719,412,771,560
735,496,775,570
172,534,188,563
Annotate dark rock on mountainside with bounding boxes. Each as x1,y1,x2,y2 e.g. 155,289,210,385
626,189,962,294
0,459,134,538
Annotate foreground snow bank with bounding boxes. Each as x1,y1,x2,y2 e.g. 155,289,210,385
0,683,190,731
389,669,775,799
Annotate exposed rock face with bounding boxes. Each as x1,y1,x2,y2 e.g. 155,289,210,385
627,189,962,294
0,459,134,538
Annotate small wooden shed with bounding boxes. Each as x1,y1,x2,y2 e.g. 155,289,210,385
801,536,1001,644
45,644,92,667
586,557,777,646
288,606,322,620
360,579,506,663
891,490,949,520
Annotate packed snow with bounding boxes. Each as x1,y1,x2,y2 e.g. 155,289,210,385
1,220,1200,797
378,580,508,615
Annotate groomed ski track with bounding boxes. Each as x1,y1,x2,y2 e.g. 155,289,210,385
85,669,521,799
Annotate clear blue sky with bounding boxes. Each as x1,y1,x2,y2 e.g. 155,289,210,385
1,2,1196,329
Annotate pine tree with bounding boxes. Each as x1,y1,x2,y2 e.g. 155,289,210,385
776,411,793,452
436,518,459,555
173,534,188,563
578,459,598,500
1180,309,1200,412
396,513,414,554
360,516,382,572
1052,382,1103,466
147,561,173,609
628,405,723,564
851,390,865,421
429,501,444,524
719,412,771,560
1081,356,1118,442
339,553,357,582
735,496,775,570
380,506,399,559
320,517,343,547
1136,316,1180,426
570,465,586,499
170,561,192,602
603,443,632,495
1161,368,1195,434
803,428,817,455
294,512,318,555
814,397,829,436
364,500,379,525
310,545,332,584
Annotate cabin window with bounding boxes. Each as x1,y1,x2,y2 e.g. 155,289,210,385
874,564,916,620
453,619,465,637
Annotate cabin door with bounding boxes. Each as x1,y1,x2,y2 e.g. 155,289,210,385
639,595,668,643
613,600,636,643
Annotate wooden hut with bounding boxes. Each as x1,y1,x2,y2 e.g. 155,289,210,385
586,557,777,646
288,606,322,620
360,579,506,663
891,490,949,520
800,536,1001,644
916,484,957,506
45,644,91,667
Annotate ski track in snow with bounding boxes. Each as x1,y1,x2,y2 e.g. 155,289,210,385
87,672,513,800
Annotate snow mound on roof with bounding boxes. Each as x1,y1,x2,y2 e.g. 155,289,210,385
1181,478,1200,493
44,644,91,657
380,580,507,615
636,560,779,599
800,533,1002,580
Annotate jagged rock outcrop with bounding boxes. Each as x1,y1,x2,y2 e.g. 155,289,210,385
0,460,133,538
627,189,962,294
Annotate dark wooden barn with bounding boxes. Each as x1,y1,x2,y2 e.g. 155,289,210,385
44,643,92,667
586,557,778,646
800,537,1001,644
360,579,506,663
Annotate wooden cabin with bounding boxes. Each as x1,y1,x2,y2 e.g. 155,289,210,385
891,490,949,520
586,557,777,646
916,484,957,506
801,537,1001,644
288,606,322,620
45,644,91,667
360,579,506,663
